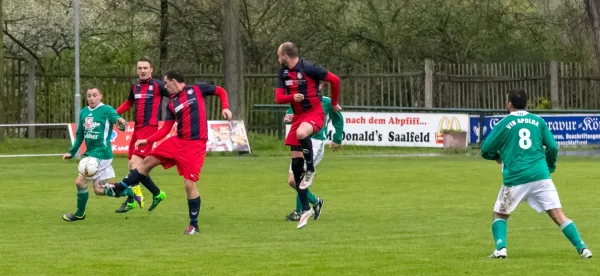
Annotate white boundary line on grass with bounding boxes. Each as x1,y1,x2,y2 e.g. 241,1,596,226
0,153,64,158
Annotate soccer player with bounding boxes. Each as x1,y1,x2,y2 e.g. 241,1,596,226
481,88,592,259
113,57,170,213
275,42,341,229
284,91,344,221
61,87,132,222
108,70,232,234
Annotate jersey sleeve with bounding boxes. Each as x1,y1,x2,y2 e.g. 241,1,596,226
541,121,558,172
106,106,121,124
277,68,286,89
196,83,229,109
156,80,170,97
480,120,508,161
68,112,85,156
329,108,345,145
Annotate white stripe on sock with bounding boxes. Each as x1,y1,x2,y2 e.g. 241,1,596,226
560,219,573,230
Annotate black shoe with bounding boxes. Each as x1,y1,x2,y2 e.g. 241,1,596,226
313,198,324,220
285,210,301,221
62,213,86,222
115,200,136,213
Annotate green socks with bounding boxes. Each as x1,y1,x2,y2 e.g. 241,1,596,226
295,189,318,213
492,218,507,250
561,220,587,252
75,187,89,217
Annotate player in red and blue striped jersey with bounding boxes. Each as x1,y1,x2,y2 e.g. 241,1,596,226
114,57,170,213
275,42,342,229
108,69,232,235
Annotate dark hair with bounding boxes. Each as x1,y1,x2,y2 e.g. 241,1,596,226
165,69,185,83
507,88,527,109
137,57,153,67
281,43,298,58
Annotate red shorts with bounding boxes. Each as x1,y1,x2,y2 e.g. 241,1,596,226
285,112,325,147
150,137,207,182
129,126,159,160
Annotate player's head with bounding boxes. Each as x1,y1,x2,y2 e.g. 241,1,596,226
86,87,103,108
163,69,186,94
278,42,298,68
507,88,527,112
136,57,153,81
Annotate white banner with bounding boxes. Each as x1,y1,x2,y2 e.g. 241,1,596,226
286,112,469,147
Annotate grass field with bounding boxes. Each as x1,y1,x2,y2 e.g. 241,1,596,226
1,149,600,275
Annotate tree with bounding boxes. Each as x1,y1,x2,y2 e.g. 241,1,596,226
586,0,600,71
222,0,244,119
0,0,4,141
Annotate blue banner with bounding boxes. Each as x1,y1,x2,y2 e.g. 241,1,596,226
469,114,600,146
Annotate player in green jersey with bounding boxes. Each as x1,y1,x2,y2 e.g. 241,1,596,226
283,93,344,221
481,88,592,258
61,87,134,222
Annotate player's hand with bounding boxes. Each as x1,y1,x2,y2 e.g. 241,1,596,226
293,93,304,102
333,104,342,112
331,142,341,152
116,118,127,131
284,114,293,123
62,153,72,162
135,139,148,150
222,108,233,121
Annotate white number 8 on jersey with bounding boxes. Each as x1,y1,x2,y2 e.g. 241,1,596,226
519,128,532,149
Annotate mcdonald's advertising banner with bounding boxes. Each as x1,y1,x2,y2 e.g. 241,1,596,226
285,112,469,147
68,121,251,154
469,114,600,146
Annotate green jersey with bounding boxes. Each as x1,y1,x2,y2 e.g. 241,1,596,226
286,96,344,144
69,103,122,160
480,110,558,186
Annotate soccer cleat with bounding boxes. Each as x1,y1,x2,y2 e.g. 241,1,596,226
286,211,301,221
580,248,592,259
488,248,507,258
62,213,86,222
299,171,316,190
148,191,166,211
184,225,200,235
115,201,137,213
297,209,315,229
313,198,324,220
132,185,145,208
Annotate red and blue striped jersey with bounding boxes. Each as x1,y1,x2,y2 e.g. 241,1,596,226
117,78,169,127
276,59,331,115
165,83,229,140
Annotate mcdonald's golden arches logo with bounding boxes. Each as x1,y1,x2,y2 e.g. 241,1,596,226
436,116,462,144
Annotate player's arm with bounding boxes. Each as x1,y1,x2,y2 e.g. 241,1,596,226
541,121,558,173
330,106,345,145
275,69,296,104
283,107,293,124
157,80,170,98
196,82,232,120
143,106,176,145
480,121,507,161
116,85,135,115
65,116,84,161
107,106,127,132
305,64,341,108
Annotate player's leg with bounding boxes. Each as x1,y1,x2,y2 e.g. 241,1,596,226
110,156,162,200
179,140,206,234
528,179,591,258
183,179,201,235
285,171,301,221
489,184,529,258
291,148,314,229
62,175,90,222
115,154,146,213
296,113,324,189
308,138,325,220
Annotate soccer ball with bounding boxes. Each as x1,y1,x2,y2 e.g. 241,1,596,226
78,157,99,178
